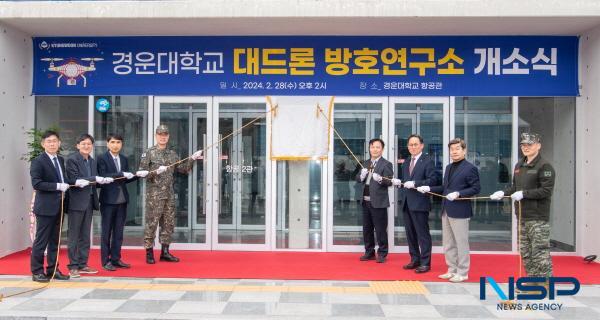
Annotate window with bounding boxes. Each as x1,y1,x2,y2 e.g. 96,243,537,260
455,97,513,251
518,97,576,252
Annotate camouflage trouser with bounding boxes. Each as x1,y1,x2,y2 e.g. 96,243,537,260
519,219,553,278
144,197,175,249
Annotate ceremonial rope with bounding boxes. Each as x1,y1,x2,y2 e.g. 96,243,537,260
1,105,278,302
316,104,525,288
4,103,525,301
1,194,66,301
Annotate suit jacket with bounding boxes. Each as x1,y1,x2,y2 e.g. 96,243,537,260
97,151,137,205
30,153,71,216
400,154,439,212
430,159,481,219
355,157,394,209
65,152,100,211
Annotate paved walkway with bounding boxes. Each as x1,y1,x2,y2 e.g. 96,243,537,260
0,275,599,319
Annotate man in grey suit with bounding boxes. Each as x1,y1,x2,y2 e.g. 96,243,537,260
65,134,113,278
355,138,394,263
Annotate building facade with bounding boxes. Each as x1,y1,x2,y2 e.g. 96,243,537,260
0,0,598,259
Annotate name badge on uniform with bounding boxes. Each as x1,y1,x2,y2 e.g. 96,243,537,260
527,169,537,174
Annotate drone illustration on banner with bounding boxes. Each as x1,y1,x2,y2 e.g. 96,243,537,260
40,57,104,87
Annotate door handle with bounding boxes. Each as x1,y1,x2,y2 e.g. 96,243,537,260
202,133,207,215
217,134,222,206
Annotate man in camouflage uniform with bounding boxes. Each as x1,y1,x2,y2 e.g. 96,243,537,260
490,133,556,283
137,125,203,264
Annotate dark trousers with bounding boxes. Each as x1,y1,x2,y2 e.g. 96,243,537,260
362,201,388,257
67,199,93,270
100,203,127,265
403,204,432,266
30,214,61,275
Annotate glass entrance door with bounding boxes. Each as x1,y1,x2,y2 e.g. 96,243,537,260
389,97,449,252
213,100,269,250
328,98,387,252
154,97,212,250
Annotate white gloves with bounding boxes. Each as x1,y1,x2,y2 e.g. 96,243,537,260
136,170,149,178
372,173,383,183
123,172,135,180
75,179,90,188
403,181,415,189
416,186,430,194
446,191,460,201
156,166,168,175
490,191,505,201
392,178,402,186
511,191,524,201
95,176,113,184
191,150,203,161
56,183,70,192
360,168,368,181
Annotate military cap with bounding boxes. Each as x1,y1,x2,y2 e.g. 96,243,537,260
520,132,541,145
156,124,169,134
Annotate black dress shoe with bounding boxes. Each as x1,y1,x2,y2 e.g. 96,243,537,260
415,265,431,273
103,262,117,271
359,254,376,261
47,270,70,281
376,255,387,263
32,273,49,283
402,261,420,269
112,260,131,269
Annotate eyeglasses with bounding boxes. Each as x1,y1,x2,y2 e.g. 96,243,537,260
407,143,421,147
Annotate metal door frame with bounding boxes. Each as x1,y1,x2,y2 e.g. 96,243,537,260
192,113,209,230
212,97,271,251
153,96,213,250
388,97,450,253
326,97,389,252
391,113,417,237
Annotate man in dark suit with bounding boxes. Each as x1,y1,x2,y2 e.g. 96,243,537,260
355,138,394,263
391,134,439,273
29,130,71,282
419,138,480,283
65,134,113,278
97,134,138,271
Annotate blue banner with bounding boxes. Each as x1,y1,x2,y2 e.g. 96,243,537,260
32,36,578,96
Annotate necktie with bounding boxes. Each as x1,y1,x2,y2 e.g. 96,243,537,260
52,157,63,183
114,157,120,172
409,157,416,176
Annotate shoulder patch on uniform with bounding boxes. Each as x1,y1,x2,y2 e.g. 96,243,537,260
543,171,552,177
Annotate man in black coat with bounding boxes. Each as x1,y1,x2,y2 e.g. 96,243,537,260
97,134,138,271
29,130,71,282
65,134,113,278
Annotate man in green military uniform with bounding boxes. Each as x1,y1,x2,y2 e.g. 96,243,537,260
490,132,555,281
136,125,203,264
